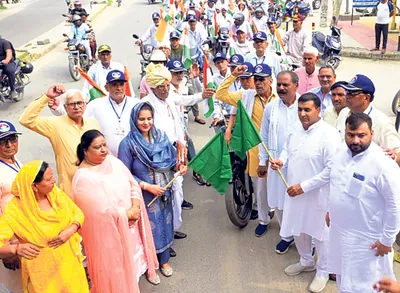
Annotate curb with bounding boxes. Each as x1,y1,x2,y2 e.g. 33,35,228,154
341,47,400,61
16,3,108,63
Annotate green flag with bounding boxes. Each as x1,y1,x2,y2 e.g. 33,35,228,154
230,100,262,160
188,132,232,194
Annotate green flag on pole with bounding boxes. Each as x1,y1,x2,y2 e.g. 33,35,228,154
188,132,232,194
230,100,262,160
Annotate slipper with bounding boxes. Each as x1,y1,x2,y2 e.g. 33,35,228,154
194,117,206,125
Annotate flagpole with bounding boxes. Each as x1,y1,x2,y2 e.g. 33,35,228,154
147,169,185,208
260,142,289,189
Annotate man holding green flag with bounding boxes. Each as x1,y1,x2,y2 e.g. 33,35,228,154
216,63,278,237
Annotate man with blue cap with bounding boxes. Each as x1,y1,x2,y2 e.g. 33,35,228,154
336,74,400,165
169,31,183,61
136,12,173,47
85,69,137,157
216,63,278,237
0,120,23,293
245,31,282,81
229,54,245,92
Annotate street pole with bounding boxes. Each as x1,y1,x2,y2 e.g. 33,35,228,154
345,0,350,14
390,0,397,30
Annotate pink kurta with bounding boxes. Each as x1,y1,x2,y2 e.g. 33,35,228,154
72,155,158,293
294,67,320,95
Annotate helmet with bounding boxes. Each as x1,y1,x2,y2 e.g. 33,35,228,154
219,27,229,40
149,49,167,62
189,2,196,8
20,62,34,74
152,12,160,19
73,0,81,7
233,13,245,27
72,14,82,22
255,7,264,13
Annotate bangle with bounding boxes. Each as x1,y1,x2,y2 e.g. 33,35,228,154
142,182,148,191
14,243,19,256
72,222,80,231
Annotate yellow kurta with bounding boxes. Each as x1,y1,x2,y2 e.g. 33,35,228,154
0,161,89,293
19,95,100,197
216,75,277,177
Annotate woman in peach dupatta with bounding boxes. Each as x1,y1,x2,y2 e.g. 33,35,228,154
72,130,159,293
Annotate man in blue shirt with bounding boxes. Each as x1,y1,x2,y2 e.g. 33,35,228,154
69,15,92,64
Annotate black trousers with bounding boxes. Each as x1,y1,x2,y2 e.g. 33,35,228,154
0,62,16,91
375,23,389,49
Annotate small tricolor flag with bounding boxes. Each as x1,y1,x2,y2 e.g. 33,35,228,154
77,67,106,102
155,9,172,43
202,55,215,118
180,27,193,70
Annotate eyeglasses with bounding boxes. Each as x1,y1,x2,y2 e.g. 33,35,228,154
65,101,85,108
0,135,18,146
254,76,267,82
346,91,364,97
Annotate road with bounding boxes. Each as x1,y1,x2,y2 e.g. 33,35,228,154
1,1,400,292
0,0,91,47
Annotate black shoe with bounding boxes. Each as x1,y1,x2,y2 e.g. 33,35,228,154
169,247,176,257
268,210,275,220
205,181,211,187
181,200,193,210
174,231,187,239
192,172,206,186
250,210,258,220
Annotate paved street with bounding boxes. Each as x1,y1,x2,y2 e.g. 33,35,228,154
0,0,91,47
1,0,400,292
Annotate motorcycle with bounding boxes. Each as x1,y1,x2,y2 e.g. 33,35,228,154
214,27,230,56
132,34,154,79
285,0,311,19
268,2,284,28
0,60,33,103
312,17,342,69
63,33,92,81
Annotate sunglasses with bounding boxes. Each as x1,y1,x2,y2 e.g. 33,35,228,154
0,134,18,146
346,90,365,97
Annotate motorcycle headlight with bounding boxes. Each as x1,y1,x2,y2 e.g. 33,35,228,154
68,45,77,50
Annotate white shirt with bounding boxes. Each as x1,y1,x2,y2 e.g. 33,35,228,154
217,13,233,28
82,60,125,101
284,28,310,65
259,98,299,210
85,96,138,156
376,1,391,24
245,50,282,80
140,24,173,47
279,120,341,240
234,40,255,57
212,68,235,118
336,104,400,152
253,16,269,32
0,158,22,215
328,142,400,291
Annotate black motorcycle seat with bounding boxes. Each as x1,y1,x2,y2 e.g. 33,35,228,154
314,31,326,42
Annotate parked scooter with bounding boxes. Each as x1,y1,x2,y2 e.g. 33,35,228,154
132,34,154,79
0,60,33,103
312,17,342,69
285,0,310,20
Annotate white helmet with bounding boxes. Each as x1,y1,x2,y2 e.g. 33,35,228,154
149,49,168,62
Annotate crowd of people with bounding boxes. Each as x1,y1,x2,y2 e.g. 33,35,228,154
0,0,400,292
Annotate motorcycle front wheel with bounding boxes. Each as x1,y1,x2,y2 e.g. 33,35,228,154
69,58,81,81
13,74,25,102
391,89,400,115
325,55,340,69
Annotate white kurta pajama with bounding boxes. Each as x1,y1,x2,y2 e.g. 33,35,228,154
328,142,400,293
259,98,298,241
279,120,340,278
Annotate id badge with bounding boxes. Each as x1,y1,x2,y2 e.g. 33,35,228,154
114,125,126,136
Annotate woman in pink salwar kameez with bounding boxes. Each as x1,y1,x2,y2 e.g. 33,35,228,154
72,129,159,293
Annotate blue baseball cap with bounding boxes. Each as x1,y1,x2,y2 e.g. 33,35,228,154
167,58,186,72
188,14,197,22
253,31,267,41
0,121,21,140
252,64,272,77
229,54,244,67
240,62,254,78
170,31,181,40
106,70,127,83
213,52,227,63
341,74,375,95
152,12,160,19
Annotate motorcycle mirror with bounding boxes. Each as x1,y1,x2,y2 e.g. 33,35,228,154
132,34,139,39
62,33,68,37
62,14,69,17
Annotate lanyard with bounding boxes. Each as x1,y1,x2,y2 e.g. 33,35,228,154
0,159,21,173
255,56,265,65
367,106,373,116
234,81,241,91
109,97,127,122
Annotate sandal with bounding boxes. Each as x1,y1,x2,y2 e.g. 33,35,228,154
194,117,206,125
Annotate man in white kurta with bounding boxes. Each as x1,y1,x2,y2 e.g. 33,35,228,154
271,93,340,293
259,71,299,254
327,112,400,293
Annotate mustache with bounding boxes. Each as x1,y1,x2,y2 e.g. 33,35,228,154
278,90,287,94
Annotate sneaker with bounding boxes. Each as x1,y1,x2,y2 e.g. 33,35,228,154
254,223,269,237
371,48,379,51
181,200,193,210
309,275,329,293
275,239,295,254
284,262,315,276
192,172,206,186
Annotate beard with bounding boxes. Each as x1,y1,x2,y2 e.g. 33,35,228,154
347,141,371,155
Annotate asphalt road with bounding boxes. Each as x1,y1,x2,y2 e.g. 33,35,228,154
0,0,91,47
0,0,399,292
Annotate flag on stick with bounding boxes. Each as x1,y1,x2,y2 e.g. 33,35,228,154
188,132,232,194
228,0,235,15
78,68,106,102
155,9,172,43
180,27,192,70
123,66,134,97
202,55,215,118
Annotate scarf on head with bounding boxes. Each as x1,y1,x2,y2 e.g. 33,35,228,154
145,63,172,89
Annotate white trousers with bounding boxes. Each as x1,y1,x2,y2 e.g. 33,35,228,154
276,209,294,242
79,40,92,61
172,176,184,231
294,233,328,278
251,176,270,225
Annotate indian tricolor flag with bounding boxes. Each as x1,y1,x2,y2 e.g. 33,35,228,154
209,12,218,39
202,56,215,118
78,68,106,102
155,9,172,43
229,31,237,57
124,66,134,97
180,27,192,70
228,0,235,15
249,12,258,34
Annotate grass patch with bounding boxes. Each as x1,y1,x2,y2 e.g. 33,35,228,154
17,52,30,61
0,5,8,10
107,0,112,6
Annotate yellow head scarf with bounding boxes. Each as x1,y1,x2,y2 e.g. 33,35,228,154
145,63,172,89
4,160,82,252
